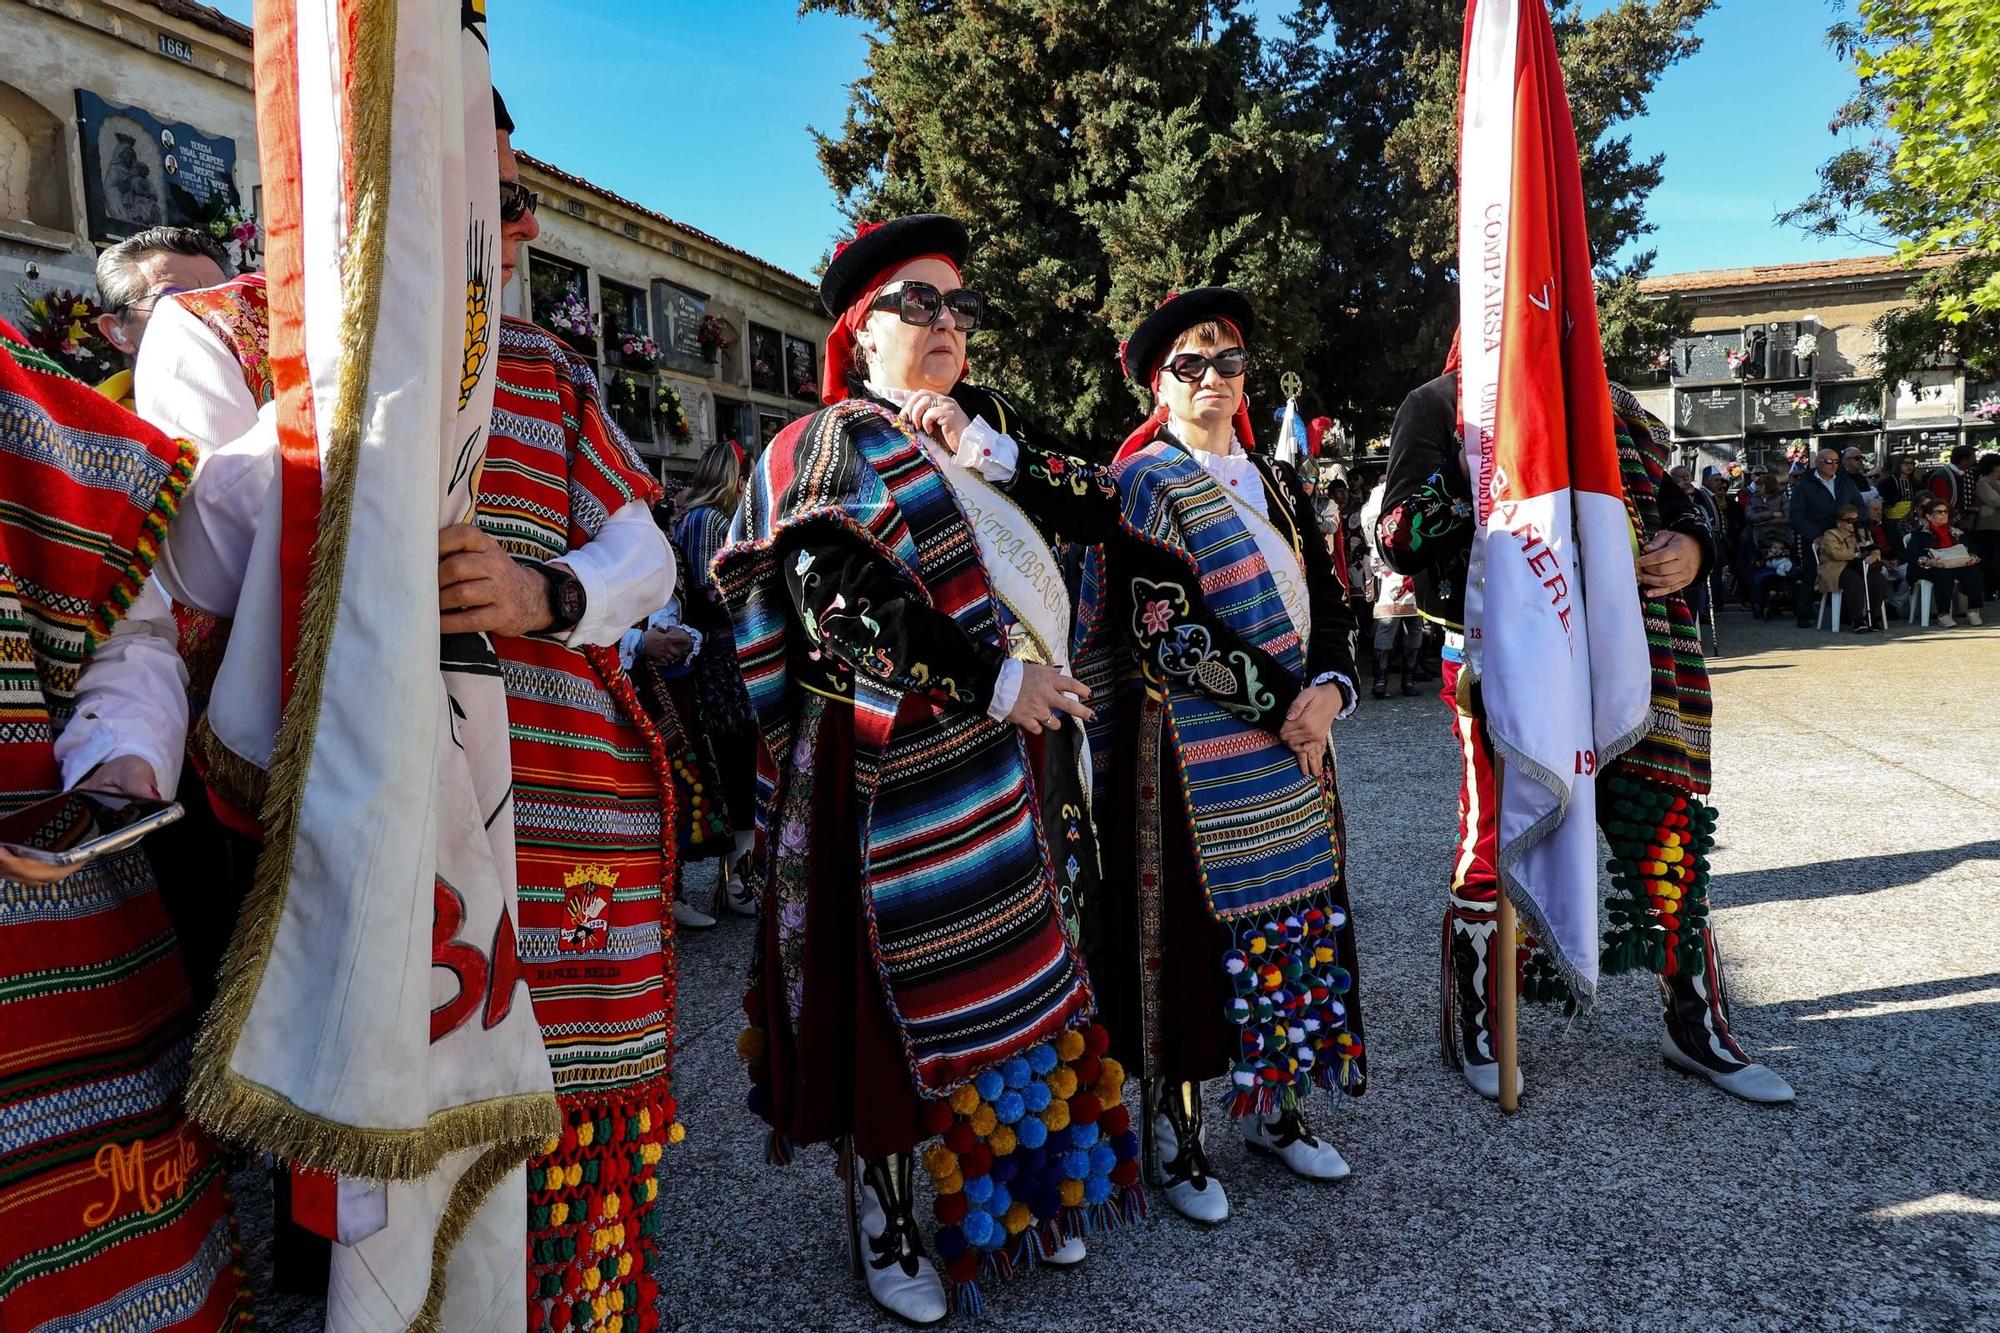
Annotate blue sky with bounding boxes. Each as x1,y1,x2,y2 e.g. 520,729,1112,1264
208,0,1880,281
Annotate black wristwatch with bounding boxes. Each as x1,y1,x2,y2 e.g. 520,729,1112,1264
519,558,586,635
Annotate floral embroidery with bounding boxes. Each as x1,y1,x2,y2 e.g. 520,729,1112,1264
1141,599,1175,636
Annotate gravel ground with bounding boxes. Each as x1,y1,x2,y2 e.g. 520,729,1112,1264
240,611,2000,1332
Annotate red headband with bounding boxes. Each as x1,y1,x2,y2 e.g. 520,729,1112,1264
1115,317,1256,461
819,254,966,405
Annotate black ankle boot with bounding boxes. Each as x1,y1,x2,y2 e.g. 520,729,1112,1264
857,1151,946,1321
1657,930,1792,1103
1371,669,1389,699
1149,1078,1227,1225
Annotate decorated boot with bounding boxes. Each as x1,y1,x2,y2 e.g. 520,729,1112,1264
1439,892,1520,1103
857,1152,948,1325
1241,1107,1349,1181
1659,927,1794,1104
1149,1080,1227,1226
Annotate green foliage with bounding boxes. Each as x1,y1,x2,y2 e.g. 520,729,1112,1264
805,0,1711,444
1782,0,2000,378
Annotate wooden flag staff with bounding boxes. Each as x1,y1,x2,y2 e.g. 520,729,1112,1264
1493,757,1521,1113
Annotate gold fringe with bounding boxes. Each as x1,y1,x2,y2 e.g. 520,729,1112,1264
409,1140,539,1332
189,0,558,1191
192,714,269,816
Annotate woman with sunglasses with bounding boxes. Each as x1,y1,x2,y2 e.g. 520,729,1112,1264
1077,287,1369,1227
714,214,1148,1324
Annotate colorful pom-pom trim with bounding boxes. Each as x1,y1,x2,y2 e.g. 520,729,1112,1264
1216,893,1362,1117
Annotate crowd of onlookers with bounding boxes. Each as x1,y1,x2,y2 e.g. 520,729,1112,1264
1303,440,1996,699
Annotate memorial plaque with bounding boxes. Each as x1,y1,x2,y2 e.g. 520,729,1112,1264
1891,369,1956,419
1887,424,1960,458
652,280,712,377
1674,385,1742,439
1672,331,1743,382
1746,387,1817,435
75,91,240,243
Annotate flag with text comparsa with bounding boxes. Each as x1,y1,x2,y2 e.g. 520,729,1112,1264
191,3,557,1330
1455,0,1649,1002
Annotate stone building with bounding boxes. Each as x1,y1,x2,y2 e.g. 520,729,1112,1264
1636,251,1990,475
0,0,829,481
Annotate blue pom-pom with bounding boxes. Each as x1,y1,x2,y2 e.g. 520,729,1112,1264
973,1069,1005,1102
986,1182,1011,1217
962,1210,998,1250
1068,1121,1099,1148
1084,1173,1113,1206
1018,1146,1047,1175
1221,948,1249,977
1044,1126,1071,1154
746,1086,768,1116
934,1226,967,1260
994,1091,1025,1125
963,1174,994,1205
1026,1043,1059,1075
1060,1149,1092,1181
990,1155,1019,1184
1112,1130,1141,1160
1001,1058,1032,1090
1089,1142,1117,1176
1028,1182,1063,1219
1016,1117,1048,1150
1021,1081,1052,1113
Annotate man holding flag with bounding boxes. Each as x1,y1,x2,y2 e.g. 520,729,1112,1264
1377,0,1790,1106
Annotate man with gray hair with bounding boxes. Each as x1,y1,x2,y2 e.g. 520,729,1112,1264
93,225,231,374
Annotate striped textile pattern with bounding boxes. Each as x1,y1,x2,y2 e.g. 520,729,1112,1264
478,318,672,1331
715,402,1092,1098
0,328,242,1331
1113,440,1340,921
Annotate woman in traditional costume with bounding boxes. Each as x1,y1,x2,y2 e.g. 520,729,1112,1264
715,215,1144,1323
0,321,248,1331
670,442,761,917
1084,288,1369,1226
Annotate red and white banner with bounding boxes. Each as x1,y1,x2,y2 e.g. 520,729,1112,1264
1456,0,1649,999
191,2,558,1327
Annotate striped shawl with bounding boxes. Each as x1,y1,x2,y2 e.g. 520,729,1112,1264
715,401,1092,1098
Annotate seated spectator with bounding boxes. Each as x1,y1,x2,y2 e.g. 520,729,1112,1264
1905,496,1985,628
1861,497,1908,615
1748,535,1794,620
1816,505,1889,632
1974,453,2000,570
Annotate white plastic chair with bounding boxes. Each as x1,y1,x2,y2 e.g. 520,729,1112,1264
1815,588,1844,632
1913,580,1934,627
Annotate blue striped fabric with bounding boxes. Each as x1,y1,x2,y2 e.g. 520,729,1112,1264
1115,440,1340,920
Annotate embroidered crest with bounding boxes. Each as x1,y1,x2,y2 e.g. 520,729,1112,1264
558,862,616,951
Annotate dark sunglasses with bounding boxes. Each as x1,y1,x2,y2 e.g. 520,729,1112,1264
499,179,540,223
869,281,985,332
1163,347,1248,383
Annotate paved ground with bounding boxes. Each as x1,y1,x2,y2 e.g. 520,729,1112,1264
243,611,2000,1331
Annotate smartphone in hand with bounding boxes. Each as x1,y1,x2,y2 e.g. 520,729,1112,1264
0,791,183,870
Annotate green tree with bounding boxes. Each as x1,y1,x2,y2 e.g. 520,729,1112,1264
806,0,1712,445
1781,1,2000,377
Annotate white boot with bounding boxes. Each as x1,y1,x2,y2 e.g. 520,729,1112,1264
1150,1082,1228,1226
672,896,716,930
1044,1235,1087,1266
858,1156,947,1325
1661,1036,1795,1104
1242,1109,1350,1181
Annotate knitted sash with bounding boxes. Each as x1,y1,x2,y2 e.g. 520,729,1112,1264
716,402,1091,1098
1111,438,1340,921
1607,388,1712,794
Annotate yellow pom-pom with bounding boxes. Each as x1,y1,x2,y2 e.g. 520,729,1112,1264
1098,1057,1124,1090
1042,1101,1071,1132
668,1122,686,1145
970,1105,998,1137
646,1176,658,1201
550,1201,569,1226
604,1193,620,1219
638,1108,652,1134
612,1288,626,1313
607,1318,622,1333
583,1268,601,1292
577,1121,595,1148
592,1295,609,1321
1055,1029,1086,1061
1312,945,1335,965
949,1084,983,1115
620,1251,634,1277
1047,1068,1078,1100
567,1163,584,1187
540,1135,562,1155
1059,1178,1085,1208
924,1145,959,1179
737,1027,767,1064
642,1142,663,1165
988,1125,1017,1156
1003,1202,1032,1235
1248,935,1267,955
935,1169,964,1195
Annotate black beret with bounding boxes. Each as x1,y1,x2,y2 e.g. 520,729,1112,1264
1120,286,1257,383
820,214,969,317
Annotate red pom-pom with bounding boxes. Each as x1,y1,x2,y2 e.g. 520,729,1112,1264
960,1144,994,1178
1073,1055,1101,1087
919,1101,955,1136
1085,1024,1111,1056
1069,1092,1102,1125
1110,1158,1140,1187
945,1121,977,1153
1099,1105,1130,1137
945,1253,980,1284
562,1269,581,1297
551,1300,570,1329
935,1192,968,1225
